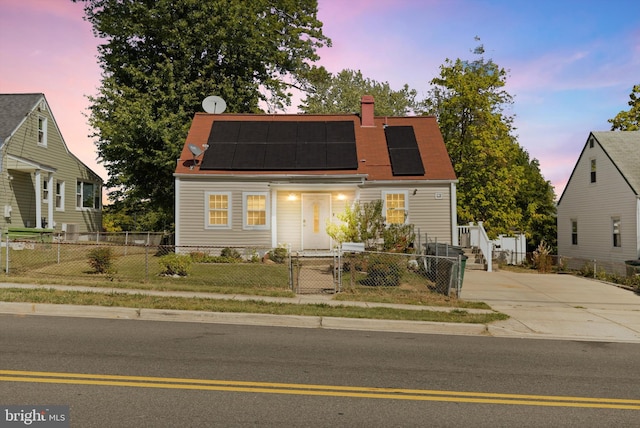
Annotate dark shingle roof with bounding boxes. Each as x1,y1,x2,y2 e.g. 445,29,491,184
0,93,43,141
592,131,640,194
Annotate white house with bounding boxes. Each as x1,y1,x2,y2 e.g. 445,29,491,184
557,131,640,275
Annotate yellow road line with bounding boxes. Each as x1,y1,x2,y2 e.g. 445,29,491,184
1,370,638,410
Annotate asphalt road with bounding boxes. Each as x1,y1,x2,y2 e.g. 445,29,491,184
1,314,639,427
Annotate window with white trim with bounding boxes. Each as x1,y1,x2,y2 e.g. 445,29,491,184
612,218,621,248
571,220,578,245
243,192,269,230
206,192,231,228
56,181,65,210
76,181,100,209
382,191,408,224
590,159,596,183
37,116,47,147
42,178,49,202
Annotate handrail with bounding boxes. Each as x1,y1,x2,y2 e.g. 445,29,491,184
476,222,492,272
457,222,493,272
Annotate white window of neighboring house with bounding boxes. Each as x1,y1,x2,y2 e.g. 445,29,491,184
56,181,65,210
38,116,47,147
206,192,232,229
571,220,578,245
42,179,49,202
612,218,621,248
243,192,269,230
382,191,408,224
76,181,100,209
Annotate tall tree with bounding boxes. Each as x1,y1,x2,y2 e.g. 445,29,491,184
425,41,556,245
74,0,330,230
299,67,420,116
608,84,640,131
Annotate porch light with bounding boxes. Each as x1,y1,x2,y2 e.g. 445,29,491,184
287,193,297,201
336,193,346,201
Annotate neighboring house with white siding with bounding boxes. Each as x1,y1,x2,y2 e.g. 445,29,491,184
174,96,458,252
0,93,103,234
557,131,640,274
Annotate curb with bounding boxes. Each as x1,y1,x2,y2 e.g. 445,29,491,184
0,302,487,336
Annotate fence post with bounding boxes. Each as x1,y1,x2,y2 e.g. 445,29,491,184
5,230,9,275
593,259,597,278
144,245,149,282
57,237,61,264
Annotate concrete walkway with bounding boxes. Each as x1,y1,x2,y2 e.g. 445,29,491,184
1,270,639,343
462,269,640,343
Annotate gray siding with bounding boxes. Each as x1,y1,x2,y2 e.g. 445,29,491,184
177,177,456,251
558,141,639,263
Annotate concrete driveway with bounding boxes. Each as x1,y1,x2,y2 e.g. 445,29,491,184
462,269,640,343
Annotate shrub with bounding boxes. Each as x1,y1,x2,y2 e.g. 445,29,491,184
267,246,288,264
382,223,415,253
87,247,114,274
361,254,404,287
532,240,552,273
159,253,192,276
221,247,242,260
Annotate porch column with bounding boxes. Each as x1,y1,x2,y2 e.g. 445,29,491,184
47,173,54,229
271,191,278,248
450,182,458,246
35,169,42,228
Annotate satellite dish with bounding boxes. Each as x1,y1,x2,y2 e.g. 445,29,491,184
187,143,204,170
202,95,227,114
188,143,203,157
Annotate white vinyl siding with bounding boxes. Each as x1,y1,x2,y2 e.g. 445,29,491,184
558,139,638,264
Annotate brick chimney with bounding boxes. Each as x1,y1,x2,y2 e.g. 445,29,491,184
360,95,375,127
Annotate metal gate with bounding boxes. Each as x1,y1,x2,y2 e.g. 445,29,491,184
290,253,338,294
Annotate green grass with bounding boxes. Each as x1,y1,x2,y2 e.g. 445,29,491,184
1,244,506,322
0,288,508,324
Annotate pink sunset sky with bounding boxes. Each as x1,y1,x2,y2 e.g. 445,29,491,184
1,0,639,199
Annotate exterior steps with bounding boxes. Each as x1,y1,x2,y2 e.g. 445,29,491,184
463,247,486,271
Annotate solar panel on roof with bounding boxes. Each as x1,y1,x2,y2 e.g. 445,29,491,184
199,120,357,170
238,121,270,143
384,126,425,176
268,122,297,143
200,144,236,169
208,121,240,144
233,144,266,168
326,143,358,169
326,121,355,143
296,143,326,169
297,122,326,143
264,143,297,169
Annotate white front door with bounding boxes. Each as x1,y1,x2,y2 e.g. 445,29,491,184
302,194,331,250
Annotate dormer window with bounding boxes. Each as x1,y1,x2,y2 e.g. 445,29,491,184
38,116,47,147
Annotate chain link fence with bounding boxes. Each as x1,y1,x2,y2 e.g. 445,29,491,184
2,233,464,296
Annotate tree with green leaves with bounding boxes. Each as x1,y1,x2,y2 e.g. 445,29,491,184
609,84,640,131
299,68,420,115
74,0,330,230
425,41,556,246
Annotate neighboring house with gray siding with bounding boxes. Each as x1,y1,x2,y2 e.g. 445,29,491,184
557,131,640,273
0,93,103,234
174,96,458,252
